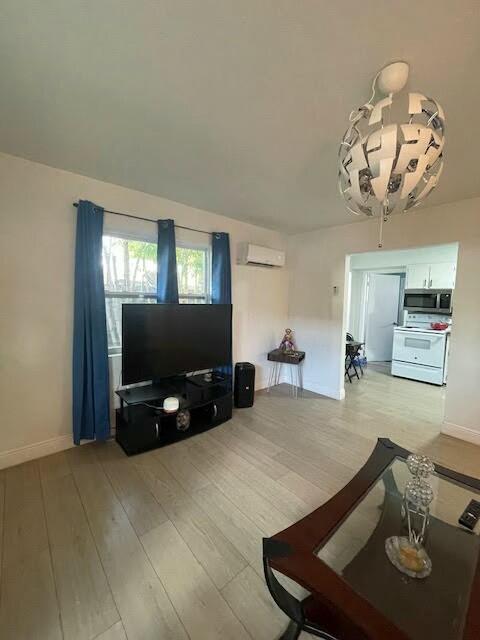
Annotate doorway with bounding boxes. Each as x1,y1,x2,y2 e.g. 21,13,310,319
365,273,401,362
343,242,459,429
347,268,405,364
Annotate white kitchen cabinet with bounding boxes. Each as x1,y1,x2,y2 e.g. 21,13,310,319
406,262,456,289
406,264,430,289
428,262,456,289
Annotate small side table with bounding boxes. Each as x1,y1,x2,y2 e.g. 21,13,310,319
267,349,305,397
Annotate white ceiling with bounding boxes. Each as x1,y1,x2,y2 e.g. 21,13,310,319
1,1,479,233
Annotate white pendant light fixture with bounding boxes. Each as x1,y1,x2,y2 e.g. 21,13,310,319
338,62,445,247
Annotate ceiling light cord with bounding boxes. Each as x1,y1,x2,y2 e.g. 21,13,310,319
367,70,382,106
349,70,381,122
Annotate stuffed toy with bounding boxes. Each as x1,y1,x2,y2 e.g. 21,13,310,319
279,328,296,353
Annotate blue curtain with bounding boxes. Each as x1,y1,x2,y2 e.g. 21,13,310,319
72,200,110,444
212,232,232,304
212,232,232,377
157,219,179,303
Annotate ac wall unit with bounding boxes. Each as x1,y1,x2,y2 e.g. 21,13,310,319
238,243,285,268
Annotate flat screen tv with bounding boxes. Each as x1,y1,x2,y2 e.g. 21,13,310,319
122,304,232,385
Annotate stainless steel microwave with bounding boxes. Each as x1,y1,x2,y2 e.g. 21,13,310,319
403,289,453,314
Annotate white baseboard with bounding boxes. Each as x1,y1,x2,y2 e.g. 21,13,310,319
0,434,74,470
255,377,343,400
255,377,270,392
441,422,480,447
301,379,344,400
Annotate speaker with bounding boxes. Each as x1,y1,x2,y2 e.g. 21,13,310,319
234,362,255,408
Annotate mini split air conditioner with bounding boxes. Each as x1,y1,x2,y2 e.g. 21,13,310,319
237,243,285,268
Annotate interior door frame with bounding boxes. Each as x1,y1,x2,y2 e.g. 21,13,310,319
362,271,404,362
340,244,459,425
351,267,406,345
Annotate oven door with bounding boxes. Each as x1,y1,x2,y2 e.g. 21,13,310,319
393,331,446,368
403,290,438,313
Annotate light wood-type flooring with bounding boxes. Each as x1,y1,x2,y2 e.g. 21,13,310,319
1,365,479,639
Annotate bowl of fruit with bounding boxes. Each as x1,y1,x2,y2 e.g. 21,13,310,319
431,322,449,331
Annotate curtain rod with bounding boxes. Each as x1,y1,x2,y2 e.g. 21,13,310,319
72,202,212,235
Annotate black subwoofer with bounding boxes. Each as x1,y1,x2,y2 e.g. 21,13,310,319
234,362,255,408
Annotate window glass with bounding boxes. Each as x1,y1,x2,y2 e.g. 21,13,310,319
102,236,211,352
103,235,157,295
177,246,210,304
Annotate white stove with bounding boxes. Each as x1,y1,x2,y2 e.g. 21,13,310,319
391,314,451,385
395,325,450,334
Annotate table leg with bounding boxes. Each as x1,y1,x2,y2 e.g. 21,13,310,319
279,620,302,640
267,363,275,392
345,357,352,383
275,363,283,386
289,365,295,397
357,357,364,376
351,359,360,380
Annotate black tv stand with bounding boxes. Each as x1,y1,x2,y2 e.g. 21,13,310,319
115,375,232,456
187,372,226,387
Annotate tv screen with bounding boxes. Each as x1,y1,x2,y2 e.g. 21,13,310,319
122,304,232,385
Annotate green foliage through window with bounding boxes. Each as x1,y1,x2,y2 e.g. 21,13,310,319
176,247,208,298
102,235,210,352
103,236,157,294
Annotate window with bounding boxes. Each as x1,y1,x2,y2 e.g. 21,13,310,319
103,236,158,353
176,246,211,304
102,235,211,353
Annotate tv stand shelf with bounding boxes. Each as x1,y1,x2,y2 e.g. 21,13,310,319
115,376,232,456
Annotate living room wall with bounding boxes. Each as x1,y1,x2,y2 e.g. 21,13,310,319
0,152,289,467
287,196,480,444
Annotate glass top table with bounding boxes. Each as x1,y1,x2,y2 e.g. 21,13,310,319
264,439,480,640
317,457,480,640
